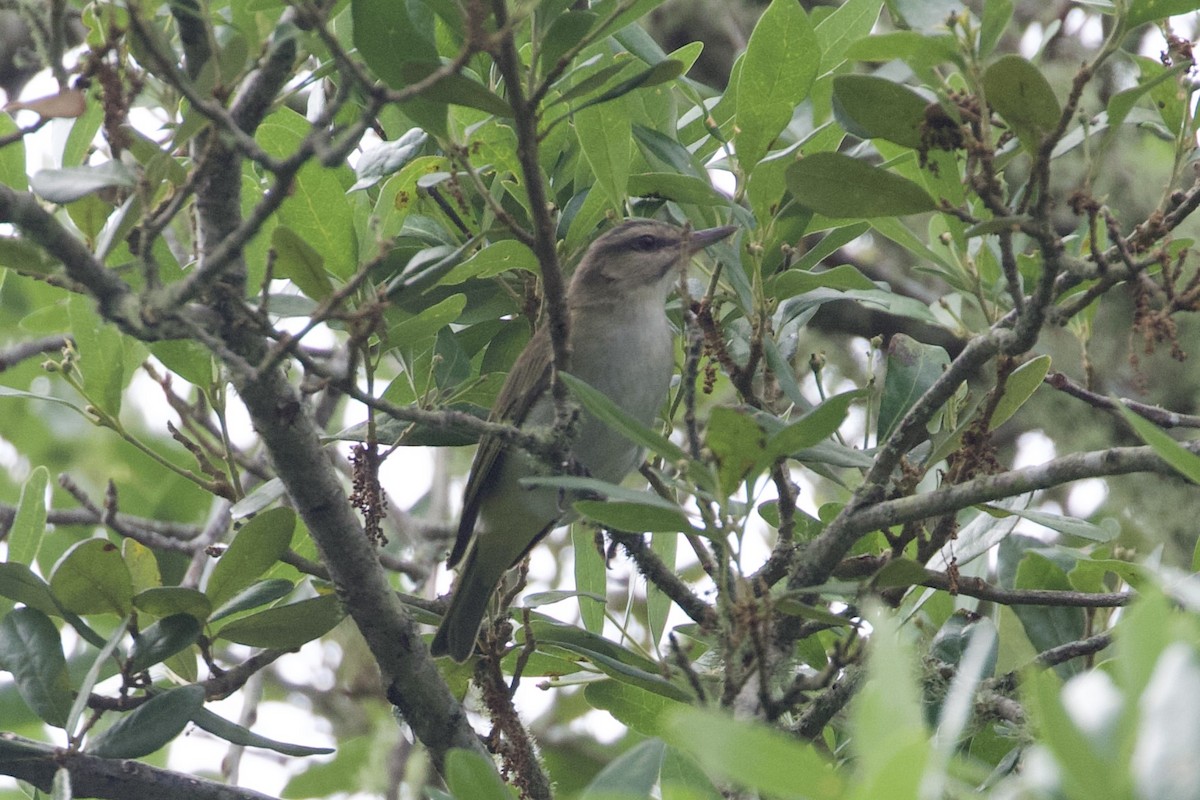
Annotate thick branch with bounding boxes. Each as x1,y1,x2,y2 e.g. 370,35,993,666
0,186,143,335
839,442,1198,538
0,737,280,800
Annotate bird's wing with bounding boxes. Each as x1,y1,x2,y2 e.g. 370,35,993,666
446,325,554,567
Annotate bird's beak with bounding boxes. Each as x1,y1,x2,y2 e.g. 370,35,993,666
685,225,738,253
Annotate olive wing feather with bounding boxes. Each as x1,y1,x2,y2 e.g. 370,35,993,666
446,326,554,567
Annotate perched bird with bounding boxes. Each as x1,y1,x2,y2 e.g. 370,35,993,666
430,218,737,662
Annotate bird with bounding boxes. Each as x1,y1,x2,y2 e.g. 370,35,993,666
430,218,737,662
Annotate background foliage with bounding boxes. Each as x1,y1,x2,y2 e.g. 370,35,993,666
2,0,1200,798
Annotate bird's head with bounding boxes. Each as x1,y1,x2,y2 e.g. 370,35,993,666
567,219,736,306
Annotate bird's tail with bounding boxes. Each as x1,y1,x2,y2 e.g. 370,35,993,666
430,548,502,662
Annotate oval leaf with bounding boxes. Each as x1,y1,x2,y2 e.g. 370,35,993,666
787,152,937,218
0,562,60,615
877,334,950,443
832,75,928,149
30,161,136,204
574,499,694,533
205,507,296,609
215,594,345,649
87,685,206,759
129,615,202,674
133,587,213,621
0,608,72,728
735,0,820,168
661,707,843,800
982,55,1061,147
191,707,334,757
272,226,333,302
351,0,437,85
210,578,296,623
49,539,134,616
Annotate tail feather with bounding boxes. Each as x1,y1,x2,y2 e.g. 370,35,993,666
430,549,502,662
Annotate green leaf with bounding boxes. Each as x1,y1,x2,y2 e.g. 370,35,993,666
385,293,466,350
572,59,685,113
148,339,213,388
1125,0,1200,28
990,354,1051,428
1113,398,1200,484
1014,553,1085,677
979,0,1013,57
574,499,694,533
832,75,928,149
205,507,296,609
586,0,670,43
129,614,202,673
772,264,877,298
877,334,950,443
445,748,510,800
735,0,819,169
814,0,884,71
1131,643,1200,800
67,613,131,738
258,108,357,278
531,618,691,701
768,390,858,457
581,738,665,799
660,747,723,800
520,475,682,510
7,465,48,566
133,587,213,620
49,539,134,616
87,685,206,759
210,579,295,623
30,161,136,204
351,0,437,84
0,608,73,728
0,235,60,275
845,31,958,66
560,372,690,465
575,99,631,211
888,0,964,31
1024,669,1118,798
584,678,687,737
440,240,538,285
572,526,606,633
647,529,676,646
68,294,128,417
0,562,60,615
787,152,937,218
192,707,334,756
705,406,769,498
661,707,843,800
540,11,597,75
849,604,929,798
627,172,722,205
398,62,513,118
272,226,334,301
1107,61,1189,132
0,114,26,190
983,505,1117,543
982,55,1062,148
215,594,345,649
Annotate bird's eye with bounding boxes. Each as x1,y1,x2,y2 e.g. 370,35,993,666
632,234,658,251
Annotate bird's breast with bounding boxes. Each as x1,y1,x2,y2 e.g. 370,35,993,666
568,309,674,482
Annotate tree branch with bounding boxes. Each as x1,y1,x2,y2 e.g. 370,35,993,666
0,735,282,800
